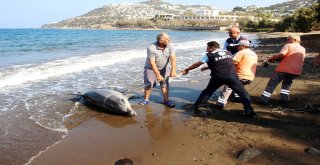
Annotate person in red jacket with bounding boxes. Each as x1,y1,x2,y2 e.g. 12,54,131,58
256,34,306,104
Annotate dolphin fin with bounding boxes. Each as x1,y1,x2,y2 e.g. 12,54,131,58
82,95,98,104
124,92,143,100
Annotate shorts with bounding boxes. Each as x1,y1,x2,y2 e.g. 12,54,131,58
144,66,171,88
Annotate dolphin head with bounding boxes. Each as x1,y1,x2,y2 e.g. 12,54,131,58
127,106,137,117
104,95,137,117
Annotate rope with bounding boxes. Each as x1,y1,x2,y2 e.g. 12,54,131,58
271,103,317,114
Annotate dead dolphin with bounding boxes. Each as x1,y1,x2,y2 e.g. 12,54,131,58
80,89,137,117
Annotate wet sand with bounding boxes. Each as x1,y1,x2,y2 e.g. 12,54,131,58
29,79,211,165
29,32,320,165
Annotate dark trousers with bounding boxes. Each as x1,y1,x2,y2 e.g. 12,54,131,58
264,72,299,94
217,79,252,105
194,75,253,113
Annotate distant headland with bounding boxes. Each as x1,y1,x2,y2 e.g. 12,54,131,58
42,0,318,32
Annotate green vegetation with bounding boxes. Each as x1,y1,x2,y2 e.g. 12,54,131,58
115,19,234,28
241,2,319,32
42,0,319,32
317,0,320,20
276,2,319,32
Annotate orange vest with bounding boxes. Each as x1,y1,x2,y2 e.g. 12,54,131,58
275,43,306,75
233,49,258,80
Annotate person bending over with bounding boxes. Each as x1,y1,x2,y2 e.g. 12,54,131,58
216,40,258,108
181,41,256,117
256,34,306,105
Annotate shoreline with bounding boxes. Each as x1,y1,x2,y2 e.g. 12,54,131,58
27,32,320,165
40,26,225,32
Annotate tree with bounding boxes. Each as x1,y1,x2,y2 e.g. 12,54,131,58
246,20,258,29
258,19,274,28
292,7,317,32
237,17,250,27
232,6,245,12
258,13,273,20
136,19,154,27
274,17,294,32
312,1,320,29
317,0,320,22
274,2,319,32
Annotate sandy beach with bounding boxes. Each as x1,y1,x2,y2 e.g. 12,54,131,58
27,32,320,165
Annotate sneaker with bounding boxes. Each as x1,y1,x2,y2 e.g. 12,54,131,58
139,100,149,105
163,100,175,108
193,109,207,116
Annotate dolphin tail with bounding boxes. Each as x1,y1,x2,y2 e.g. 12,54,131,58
67,92,84,102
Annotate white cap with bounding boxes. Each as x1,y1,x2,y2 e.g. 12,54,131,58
288,34,301,43
234,40,250,47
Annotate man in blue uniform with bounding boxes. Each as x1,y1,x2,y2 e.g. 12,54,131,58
223,26,249,55
181,41,256,117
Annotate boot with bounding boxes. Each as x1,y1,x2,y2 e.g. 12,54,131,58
256,96,270,105
243,110,256,117
280,94,289,103
214,102,225,110
243,107,256,117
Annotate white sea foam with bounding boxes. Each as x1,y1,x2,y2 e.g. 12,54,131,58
169,77,189,82
24,98,69,133
174,38,225,50
0,49,146,88
0,38,223,89
25,135,67,165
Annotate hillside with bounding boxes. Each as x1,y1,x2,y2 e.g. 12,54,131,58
42,0,212,29
41,0,318,29
263,0,317,16
230,0,317,17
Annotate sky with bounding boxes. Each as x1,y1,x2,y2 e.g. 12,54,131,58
1,0,290,28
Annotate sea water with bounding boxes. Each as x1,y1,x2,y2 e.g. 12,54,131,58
0,29,257,163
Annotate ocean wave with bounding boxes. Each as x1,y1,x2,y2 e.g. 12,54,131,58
174,38,226,50
0,49,146,88
0,38,225,89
